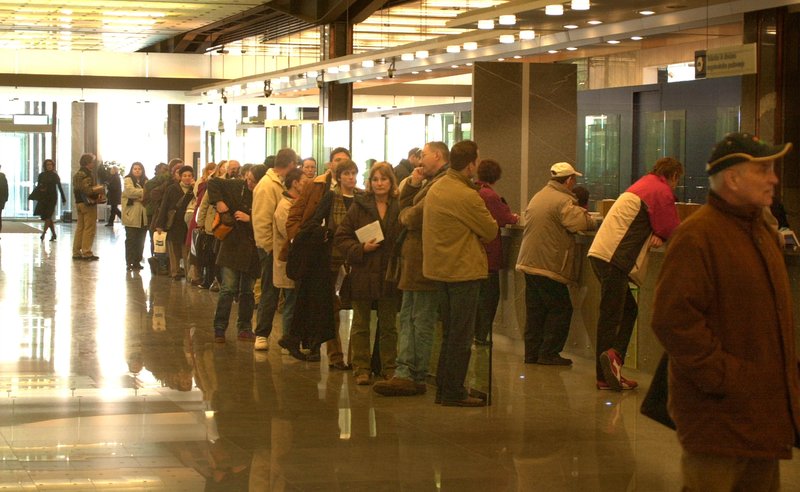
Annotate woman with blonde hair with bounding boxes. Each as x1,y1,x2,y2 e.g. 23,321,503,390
334,162,402,385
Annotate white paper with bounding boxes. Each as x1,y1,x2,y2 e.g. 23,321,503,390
355,220,384,244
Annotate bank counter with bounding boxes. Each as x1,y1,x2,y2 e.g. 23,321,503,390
494,223,800,376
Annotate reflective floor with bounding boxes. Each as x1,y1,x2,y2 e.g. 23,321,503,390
1,221,799,491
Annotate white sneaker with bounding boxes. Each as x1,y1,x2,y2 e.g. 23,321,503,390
254,336,269,351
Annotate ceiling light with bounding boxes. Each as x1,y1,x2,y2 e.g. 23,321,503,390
607,40,620,44
401,53,414,61
545,4,564,15
415,50,429,59
446,45,461,53
362,60,374,68
424,69,432,72
513,55,522,59
411,71,420,74
519,30,536,40
498,57,505,61
566,47,578,51
466,62,473,66
631,36,643,41
548,50,559,54
499,34,515,44
478,19,494,29
376,76,383,80
463,41,478,51
451,65,459,68
571,0,591,10
338,64,350,72
639,10,655,15
328,66,339,74
499,15,516,25
587,20,603,25
564,24,579,29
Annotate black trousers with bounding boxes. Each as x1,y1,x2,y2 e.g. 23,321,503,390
474,272,500,343
524,274,572,361
589,257,637,380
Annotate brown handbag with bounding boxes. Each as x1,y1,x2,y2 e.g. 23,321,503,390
211,211,235,240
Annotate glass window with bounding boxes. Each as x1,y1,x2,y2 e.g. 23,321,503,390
583,114,621,203
641,110,686,199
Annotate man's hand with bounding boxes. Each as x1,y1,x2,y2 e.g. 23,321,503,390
363,239,381,252
410,167,425,186
649,236,664,248
234,211,250,223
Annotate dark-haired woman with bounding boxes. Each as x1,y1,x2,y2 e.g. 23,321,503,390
155,165,195,280
33,159,66,241
122,162,149,271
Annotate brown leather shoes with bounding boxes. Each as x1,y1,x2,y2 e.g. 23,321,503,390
441,396,486,407
373,377,419,396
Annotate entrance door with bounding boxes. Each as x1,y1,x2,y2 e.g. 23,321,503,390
0,131,53,218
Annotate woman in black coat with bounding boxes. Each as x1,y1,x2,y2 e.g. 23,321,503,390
154,165,195,279
33,158,66,241
334,162,402,385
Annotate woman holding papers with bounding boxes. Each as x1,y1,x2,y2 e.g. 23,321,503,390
334,162,402,385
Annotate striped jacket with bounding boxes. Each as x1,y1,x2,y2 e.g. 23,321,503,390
588,174,680,285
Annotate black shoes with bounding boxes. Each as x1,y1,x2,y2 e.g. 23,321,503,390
536,355,573,366
278,338,307,361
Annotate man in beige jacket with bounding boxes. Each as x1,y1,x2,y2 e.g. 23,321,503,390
516,162,594,366
422,140,497,407
252,148,296,350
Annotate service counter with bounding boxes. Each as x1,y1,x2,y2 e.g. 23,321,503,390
493,225,800,375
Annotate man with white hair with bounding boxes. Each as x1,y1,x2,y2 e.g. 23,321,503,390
652,133,800,491
516,162,595,366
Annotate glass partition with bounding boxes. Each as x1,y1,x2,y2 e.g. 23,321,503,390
583,114,621,204
641,110,686,199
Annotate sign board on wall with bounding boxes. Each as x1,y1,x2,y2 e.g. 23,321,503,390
695,43,757,79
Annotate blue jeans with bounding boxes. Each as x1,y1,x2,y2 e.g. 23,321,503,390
395,290,441,383
436,280,481,402
213,267,256,334
281,288,296,338
255,249,281,338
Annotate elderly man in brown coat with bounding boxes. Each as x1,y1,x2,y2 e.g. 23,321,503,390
652,133,800,491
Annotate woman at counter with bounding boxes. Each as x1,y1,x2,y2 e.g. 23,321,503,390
474,159,519,345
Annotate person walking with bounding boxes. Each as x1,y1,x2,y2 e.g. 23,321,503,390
33,158,67,241
652,133,799,491
105,166,122,226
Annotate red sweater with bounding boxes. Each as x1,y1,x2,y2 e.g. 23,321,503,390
476,181,518,272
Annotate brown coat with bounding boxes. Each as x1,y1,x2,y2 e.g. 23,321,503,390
334,194,401,300
281,171,331,262
397,167,447,291
652,192,800,459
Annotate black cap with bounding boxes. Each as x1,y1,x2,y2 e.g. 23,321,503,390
706,132,792,175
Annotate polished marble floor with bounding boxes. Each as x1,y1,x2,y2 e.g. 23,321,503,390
1,220,799,491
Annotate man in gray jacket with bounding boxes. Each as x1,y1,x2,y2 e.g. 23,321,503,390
516,162,595,365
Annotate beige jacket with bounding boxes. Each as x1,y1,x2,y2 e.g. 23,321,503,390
195,191,216,235
252,168,285,252
121,177,147,228
422,169,498,282
516,180,595,284
272,194,295,289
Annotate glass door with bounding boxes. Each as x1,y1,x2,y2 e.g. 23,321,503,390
0,131,52,218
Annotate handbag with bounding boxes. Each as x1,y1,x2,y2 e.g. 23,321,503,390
28,187,44,201
640,353,676,430
212,211,235,240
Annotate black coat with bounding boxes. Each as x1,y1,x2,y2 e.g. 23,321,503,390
106,174,122,206
334,194,401,300
207,178,259,276
33,170,65,219
154,183,193,245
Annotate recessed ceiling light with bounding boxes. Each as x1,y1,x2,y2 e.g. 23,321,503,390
564,24,579,29
639,10,655,15
478,19,494,29
513,55,522,59
545,4,564,15
415,50,429,59
519,30,536,40
607,40,620,44
587,20,603,25
499,15,516,25
566,47,578,51
424,69,432,72
376,76,383,80
463,41,478,51
451,65,459,68
401,53,414,61
362,60,374,68
497,57,505,61
411,71,420,74
499,34,515,44
465,62,473,66
631,36,643,41
571,0,590,10
548,50,559,54
446,45,461,53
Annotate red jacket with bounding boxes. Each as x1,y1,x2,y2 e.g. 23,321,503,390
476,181,518,272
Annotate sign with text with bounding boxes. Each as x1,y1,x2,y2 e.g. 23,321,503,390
702,44,757,79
